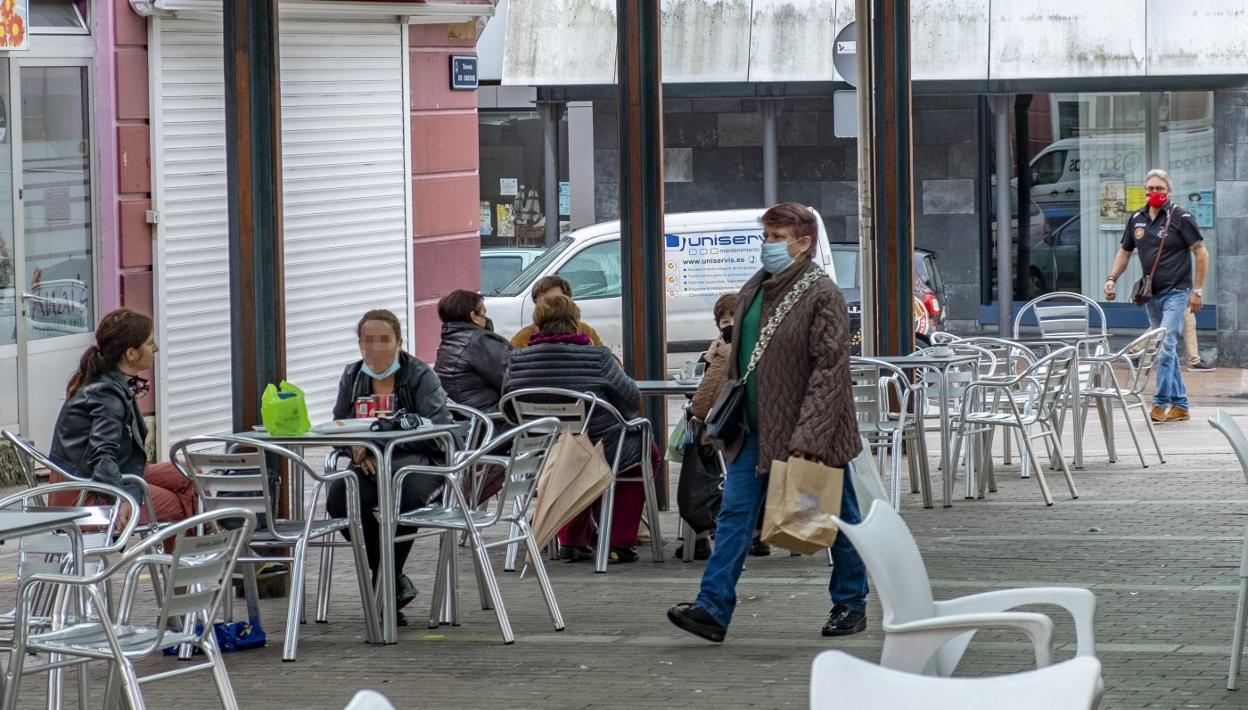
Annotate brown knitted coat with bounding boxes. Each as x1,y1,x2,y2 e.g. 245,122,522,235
691,258,861,472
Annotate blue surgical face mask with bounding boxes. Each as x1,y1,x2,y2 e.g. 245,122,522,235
761,242,795,274
361,355,401,381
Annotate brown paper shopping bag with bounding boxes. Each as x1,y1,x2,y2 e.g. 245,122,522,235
530,431,614,548
761,457,844,555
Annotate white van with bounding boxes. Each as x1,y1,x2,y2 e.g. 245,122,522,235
485,208,836,357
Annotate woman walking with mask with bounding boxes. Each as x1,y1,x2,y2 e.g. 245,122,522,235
667,203,868,642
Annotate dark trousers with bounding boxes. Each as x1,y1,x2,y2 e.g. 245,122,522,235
326,467,442,591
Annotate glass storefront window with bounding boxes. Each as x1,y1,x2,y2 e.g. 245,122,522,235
478,109,569,248
22,65,93,338
988,91,1216,305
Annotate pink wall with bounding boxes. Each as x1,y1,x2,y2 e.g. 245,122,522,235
109,0,156,413
408,22,482,361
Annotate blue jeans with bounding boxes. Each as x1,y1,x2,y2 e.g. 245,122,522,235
694,435,869,628
1145,288,1190,411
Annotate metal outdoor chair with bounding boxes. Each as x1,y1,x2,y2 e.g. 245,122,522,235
811,651,1103,710
849,357,929,509
913,343,999,504
392,418,565,643
1208,410,1248,690
1012,292,1108,342
2,508,257,710
951,347,1079,506
927,331,962,345
499,387,665,573
2,431,162,539
169,436,381,662
1078,328,1168,468
0,482,141,708
958,337,1040,471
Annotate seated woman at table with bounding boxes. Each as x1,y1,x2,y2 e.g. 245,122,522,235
327,308,456,624
502,294,660,563
434,289,512,412
48,308,196,525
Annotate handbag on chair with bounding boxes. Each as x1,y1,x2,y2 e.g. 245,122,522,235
705,268,824,445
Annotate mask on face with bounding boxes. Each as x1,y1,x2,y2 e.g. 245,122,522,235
761,242,795,274
1147,191,1167,209
361,355,401,381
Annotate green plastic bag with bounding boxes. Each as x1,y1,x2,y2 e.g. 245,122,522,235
260,381,311,436
666,415,690,462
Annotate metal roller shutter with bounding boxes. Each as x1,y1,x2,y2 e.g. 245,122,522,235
153,15,410,451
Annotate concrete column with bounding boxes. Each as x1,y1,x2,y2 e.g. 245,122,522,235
566,101,596,229
760,100,779,206
538,101,564,247
991,95,1013,336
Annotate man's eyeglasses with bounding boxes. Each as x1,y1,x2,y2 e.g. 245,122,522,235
1145,185,1168,193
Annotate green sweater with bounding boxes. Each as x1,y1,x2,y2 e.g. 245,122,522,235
738,292,763,432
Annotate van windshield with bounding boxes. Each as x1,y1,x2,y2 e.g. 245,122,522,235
494,238,574,296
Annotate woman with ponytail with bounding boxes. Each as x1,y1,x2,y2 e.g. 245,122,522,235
47,308,195,523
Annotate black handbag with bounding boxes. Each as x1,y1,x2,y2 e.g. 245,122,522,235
676,435,724,534
703,268,824,444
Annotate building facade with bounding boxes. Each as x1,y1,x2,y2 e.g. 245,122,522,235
487,0,1248,361
2,0,492,463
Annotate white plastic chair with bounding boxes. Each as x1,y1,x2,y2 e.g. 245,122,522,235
810,651,1102,710
1209,410,1248,690
832,500,1097,677
344,690,396,710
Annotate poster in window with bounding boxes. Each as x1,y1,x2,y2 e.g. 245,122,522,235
479,201,492,236
0,1,27,51
559,182,571,217
1187,190,1214,228
499,178,518,197
1098,172,1126,231
495,203,514,238
1126,186,1147,213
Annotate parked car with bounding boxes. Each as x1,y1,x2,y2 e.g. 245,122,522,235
827,243,947,354
485,208,837,355
481,247,544,295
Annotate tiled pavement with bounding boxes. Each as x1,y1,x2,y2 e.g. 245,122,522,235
4,370,1248,709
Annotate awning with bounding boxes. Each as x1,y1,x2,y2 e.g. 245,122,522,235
134,0,496,24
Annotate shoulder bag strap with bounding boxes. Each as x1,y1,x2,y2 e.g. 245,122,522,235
741,268,824,381
1146,206,1175,280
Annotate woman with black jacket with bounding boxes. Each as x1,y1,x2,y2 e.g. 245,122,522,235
502,294,658,563
326,309,456,624
48,308,196,523
434,289,512,411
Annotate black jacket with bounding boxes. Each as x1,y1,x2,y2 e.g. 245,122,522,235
434,322,512,412
332,351,460,458
48,370,147,500
502,341,643,469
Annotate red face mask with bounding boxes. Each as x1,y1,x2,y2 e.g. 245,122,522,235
1147,191,1167,208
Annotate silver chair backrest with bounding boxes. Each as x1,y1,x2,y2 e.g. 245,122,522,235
1,431,80,488
448,402,495,454
177,449,275,523
499,388,600,435
1121,328,1168,396
849,358,911,427
0,482,140,567
1030,347,1078,421
1013,292,1106,340
137,510,256,651
915,344,996,409
961,337,1037,379
497,424,560,514
928,331,961,345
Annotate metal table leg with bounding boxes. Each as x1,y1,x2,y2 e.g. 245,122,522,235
377,446,397,644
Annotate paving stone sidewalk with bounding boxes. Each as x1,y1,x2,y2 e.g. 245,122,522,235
4,381,1248,708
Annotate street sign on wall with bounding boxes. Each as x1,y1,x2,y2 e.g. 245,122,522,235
450,55,478,90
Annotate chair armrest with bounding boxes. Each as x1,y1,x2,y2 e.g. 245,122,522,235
324,449,353,474
885,611,1054,673
121,474,161,530
934,587,1096,657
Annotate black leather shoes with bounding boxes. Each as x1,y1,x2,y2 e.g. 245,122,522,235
667,603,727,643
396,574,419,611
821,605,867,637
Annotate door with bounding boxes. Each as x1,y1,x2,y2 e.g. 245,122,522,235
0,60,96,449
